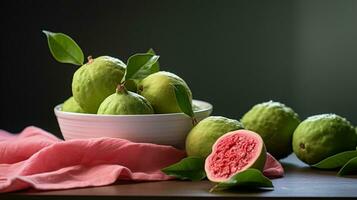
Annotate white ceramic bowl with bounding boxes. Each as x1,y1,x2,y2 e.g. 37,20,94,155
54,100,212,149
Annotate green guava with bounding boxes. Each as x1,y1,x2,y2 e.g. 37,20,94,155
97,85,154,115
185,116,244,158
138,71,192,114
61,96,86,113
72,56,126,113
205,130,267,182
241,101,300,159
292,114,357,165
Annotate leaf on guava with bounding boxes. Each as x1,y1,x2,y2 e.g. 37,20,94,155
209,169,273,192
147,48,156,55
123,53,160,82
161,156,206,181
147,48,160,72
173,84,194,119
338,156,357,176
42,30,84,66
312,150,357,169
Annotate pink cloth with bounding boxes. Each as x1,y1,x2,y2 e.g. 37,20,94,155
263,153,284,178
0,126,186,193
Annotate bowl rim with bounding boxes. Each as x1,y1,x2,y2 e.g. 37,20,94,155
54,99,213,119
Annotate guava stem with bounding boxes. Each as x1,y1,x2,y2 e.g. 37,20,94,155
87,56,94,64
192,117,198,126
116,84,128,94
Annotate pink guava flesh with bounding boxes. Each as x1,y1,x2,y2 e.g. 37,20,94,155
205,130,265,182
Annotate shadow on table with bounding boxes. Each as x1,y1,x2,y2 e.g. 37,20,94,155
281,160,341,177
211,186,274,194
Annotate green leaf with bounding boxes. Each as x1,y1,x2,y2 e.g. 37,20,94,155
42,30,84,66
312,150,357,169
147,48,160,71
123,53,160,82
338,156,357,176
147,48,156,55
210,169,273,192
161,157,206,181
173,84,194,118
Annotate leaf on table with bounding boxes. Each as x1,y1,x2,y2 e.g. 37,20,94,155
312,150,357,169
338,156,357,176
161,156,206,181
42,30,84,66
122,53,160,82
210,169,273,192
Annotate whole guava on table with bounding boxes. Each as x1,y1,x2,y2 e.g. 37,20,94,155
185,116,244,158
205,129,267,182
241,101,300,159
138,71,192,114
61,96,86,113
72,56,126,113
97,85,154,115
292,114,357,165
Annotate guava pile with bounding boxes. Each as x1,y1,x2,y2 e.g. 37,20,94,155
57,53,194,115
43,32,193,116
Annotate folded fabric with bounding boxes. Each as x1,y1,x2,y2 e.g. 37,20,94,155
0,126,186,193
0,126,284,193
264,153,284,178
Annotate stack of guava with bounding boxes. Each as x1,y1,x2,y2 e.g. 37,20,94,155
62,55,194,115
43,31,195,116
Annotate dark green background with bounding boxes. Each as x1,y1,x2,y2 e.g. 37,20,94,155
1,0,356,137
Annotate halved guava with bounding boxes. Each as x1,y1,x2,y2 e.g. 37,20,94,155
205,130,266,182
185,116,244,158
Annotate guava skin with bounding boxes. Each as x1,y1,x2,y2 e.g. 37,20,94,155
72,56,126,113
138,71,192,114
241,101,300,159
185,116,244,158
205,130,267,182
61,96,86,113
292,114,357,165
97,86,154,115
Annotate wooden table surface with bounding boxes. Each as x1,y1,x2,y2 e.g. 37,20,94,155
2,154,357,200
